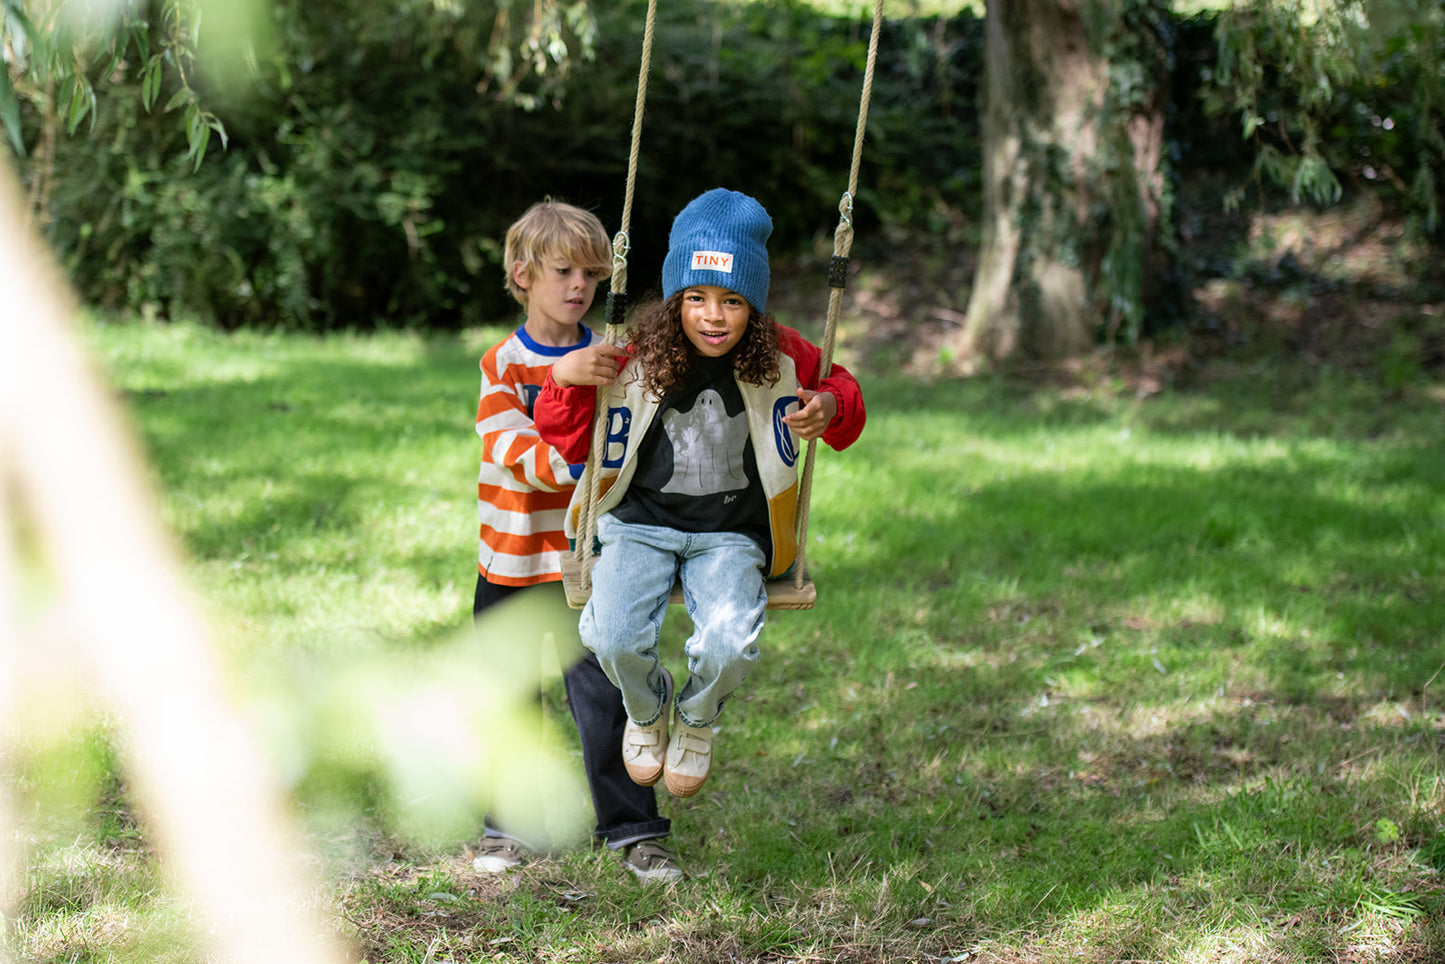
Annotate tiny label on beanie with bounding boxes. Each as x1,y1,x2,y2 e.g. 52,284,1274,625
690,251,734,273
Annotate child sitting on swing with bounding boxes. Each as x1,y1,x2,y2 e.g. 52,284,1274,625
535,188,866,798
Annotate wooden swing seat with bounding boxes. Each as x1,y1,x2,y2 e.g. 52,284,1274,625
559,551,816,611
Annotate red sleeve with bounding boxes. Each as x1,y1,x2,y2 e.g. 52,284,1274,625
777,324,866,451
534,374,598,464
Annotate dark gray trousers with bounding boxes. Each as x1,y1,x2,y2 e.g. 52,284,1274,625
474,576,670,847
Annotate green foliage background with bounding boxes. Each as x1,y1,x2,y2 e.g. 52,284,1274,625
7,0,1445,333
12,0,980,330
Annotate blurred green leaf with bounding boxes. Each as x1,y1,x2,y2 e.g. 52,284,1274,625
64,76,94,135
184,106,210,170
131,17,150,61
140,58,162,111
0,66,22,156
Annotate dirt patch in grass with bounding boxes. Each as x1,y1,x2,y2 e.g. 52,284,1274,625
769,193,1445,400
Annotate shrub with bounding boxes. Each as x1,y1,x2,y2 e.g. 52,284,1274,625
20,0,983,330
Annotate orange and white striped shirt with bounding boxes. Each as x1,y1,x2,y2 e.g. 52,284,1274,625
475,325,595,586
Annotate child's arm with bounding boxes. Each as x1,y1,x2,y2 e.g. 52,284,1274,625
476,352,578,491
777,325,866,451
535,342,630,463
533,377,594,464
782,388,838,441
551,341,628,388
814,364,864,450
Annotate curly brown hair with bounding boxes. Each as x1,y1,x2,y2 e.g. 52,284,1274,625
628,292,780,398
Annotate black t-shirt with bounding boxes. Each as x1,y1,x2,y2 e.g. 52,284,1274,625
612,352,772,557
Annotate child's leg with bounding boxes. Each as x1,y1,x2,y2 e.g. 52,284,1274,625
580,515,683,725
562,652,671,843
473,572,516,616
470,575,543,859
674,533,768,727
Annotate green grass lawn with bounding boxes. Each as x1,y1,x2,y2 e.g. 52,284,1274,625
11,318,1444,963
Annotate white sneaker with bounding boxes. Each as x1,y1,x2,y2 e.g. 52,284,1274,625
622,668,672,786
663,710,714,798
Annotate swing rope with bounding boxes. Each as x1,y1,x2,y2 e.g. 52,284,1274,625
790,0,884,591
575,0,658,593
604,0,657,315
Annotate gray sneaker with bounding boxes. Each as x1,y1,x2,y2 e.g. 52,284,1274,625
473,836,530,873
621,839,683,883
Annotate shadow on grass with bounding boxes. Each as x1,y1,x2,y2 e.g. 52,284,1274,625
120,333,482,593
667,367,1445,957
809,377,1443,697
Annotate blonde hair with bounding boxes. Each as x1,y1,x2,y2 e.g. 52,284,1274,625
503,199,612,305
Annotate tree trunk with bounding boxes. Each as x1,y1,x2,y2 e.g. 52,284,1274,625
948,0,1171,370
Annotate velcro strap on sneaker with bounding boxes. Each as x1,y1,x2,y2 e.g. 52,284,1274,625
677,730,711,752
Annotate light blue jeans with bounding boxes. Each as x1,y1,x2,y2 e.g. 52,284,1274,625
581,514,768,729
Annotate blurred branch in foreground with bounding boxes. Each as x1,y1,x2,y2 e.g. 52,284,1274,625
247,598,589,855
0,149,348,964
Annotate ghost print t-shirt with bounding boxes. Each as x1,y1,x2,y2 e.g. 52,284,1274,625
612,352,771,555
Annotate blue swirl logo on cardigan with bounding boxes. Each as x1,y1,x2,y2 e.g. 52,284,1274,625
772,397,800,467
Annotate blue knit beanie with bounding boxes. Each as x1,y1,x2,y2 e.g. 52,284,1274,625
661,188,773,314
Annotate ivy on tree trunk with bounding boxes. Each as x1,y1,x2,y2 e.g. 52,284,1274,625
952,0,1172,369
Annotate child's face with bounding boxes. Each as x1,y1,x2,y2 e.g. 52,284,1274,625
679,285,750,357
514,252,602,331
